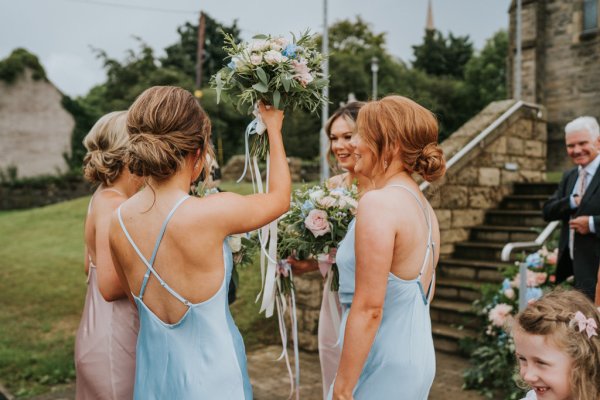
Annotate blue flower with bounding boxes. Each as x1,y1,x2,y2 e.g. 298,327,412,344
300,200,315,216
282,44,297,58
525,253,544,269
525,287,543,302
502,278,511,291
227,60,236,70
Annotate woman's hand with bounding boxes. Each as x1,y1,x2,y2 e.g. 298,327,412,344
258,102,284,135
286,256,318,275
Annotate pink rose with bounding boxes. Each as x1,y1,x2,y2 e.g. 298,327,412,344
546,251,558,265
535,272,548,285
488,303,513,327
304,209,331,237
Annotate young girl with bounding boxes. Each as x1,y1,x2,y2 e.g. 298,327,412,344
513,288,600,400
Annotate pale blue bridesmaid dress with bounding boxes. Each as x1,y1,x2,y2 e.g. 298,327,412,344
117,195,252,399
329,185,436,399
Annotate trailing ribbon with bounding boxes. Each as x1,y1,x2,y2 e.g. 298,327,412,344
240,103,300,397
238,104,266,183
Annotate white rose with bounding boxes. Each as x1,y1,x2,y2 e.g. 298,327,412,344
249,39,269,52
228,235,243,253
250,54,263,65
264,50,287,65
318,196,337,208
274,37,288,48
309,189,325,202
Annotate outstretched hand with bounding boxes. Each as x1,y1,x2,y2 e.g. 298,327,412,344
258,102,284,134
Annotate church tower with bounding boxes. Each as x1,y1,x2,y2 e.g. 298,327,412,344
426,0,435,31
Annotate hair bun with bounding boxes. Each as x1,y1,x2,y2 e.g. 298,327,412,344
127,132,182,180
415,142,446,182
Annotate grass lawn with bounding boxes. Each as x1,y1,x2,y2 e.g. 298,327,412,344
0,181,301,398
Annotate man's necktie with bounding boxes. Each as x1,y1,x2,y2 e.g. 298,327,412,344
570,168,588,259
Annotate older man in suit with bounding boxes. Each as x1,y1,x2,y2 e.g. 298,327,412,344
543,116,600,301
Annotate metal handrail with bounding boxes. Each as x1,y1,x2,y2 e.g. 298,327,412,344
500,221,560,262
419,100,543,192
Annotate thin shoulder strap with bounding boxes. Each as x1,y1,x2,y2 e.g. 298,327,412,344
88,187,125,214
387,184,436,303
117,195,192,305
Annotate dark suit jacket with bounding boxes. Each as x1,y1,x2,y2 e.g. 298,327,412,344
543,166,600,297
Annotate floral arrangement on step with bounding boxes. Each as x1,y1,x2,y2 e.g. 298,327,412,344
462,246,567,399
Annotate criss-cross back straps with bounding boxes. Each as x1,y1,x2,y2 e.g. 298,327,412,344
117,195,192,306
387,184,436,304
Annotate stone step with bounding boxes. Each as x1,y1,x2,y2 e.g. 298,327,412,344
430,298,478,329
432,322,477,355
435,278,482,302
485,210,546,226
500,194,549,211
470,225,539,243
513,182,558,196
438,258,506,282
453,241,517,261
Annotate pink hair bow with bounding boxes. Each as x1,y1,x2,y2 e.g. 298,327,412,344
571,311,598,338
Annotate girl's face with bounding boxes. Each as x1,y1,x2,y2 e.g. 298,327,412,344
514,329,573,400
329,117,356,172
349,132,375,178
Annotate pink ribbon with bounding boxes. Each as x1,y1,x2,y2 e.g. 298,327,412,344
572,311,598,338
317,248,337,278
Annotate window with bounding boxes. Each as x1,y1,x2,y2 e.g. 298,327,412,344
583,0,598,31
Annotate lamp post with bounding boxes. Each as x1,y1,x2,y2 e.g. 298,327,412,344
370,56,379,100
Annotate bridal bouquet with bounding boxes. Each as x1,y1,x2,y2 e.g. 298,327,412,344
278,184,359,291
211,31,328,159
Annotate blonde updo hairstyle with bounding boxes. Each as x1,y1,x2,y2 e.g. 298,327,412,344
82,111,129,186
356,95,446,182
515,289,600,400
126,86,212,181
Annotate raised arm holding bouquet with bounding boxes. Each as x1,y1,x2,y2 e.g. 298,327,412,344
210,30,328,399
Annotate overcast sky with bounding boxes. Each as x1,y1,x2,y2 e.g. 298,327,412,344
0,0,511,97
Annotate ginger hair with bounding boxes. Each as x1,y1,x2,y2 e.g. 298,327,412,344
356,95,445,182
515,288,600,400
126,86,212,181
82,111,129,186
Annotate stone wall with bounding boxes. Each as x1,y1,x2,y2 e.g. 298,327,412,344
0,68,74,178
508,0,600,171
293,99,547,351
423,100,547,256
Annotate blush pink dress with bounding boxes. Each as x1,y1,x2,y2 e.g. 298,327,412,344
74,189,139,400
318,175,347,398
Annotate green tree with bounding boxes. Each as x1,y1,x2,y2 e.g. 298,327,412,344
161,16,241,88
412,30,474,78
464,30,508,109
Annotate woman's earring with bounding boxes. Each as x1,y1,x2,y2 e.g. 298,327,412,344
384,160,388,171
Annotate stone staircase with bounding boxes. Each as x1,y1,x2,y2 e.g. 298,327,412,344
431,182,558,354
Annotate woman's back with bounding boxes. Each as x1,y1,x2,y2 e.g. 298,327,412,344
334,184,438,400
114,194,252,399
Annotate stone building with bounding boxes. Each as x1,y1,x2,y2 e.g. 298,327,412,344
0,65,74,178
508,0,600,170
